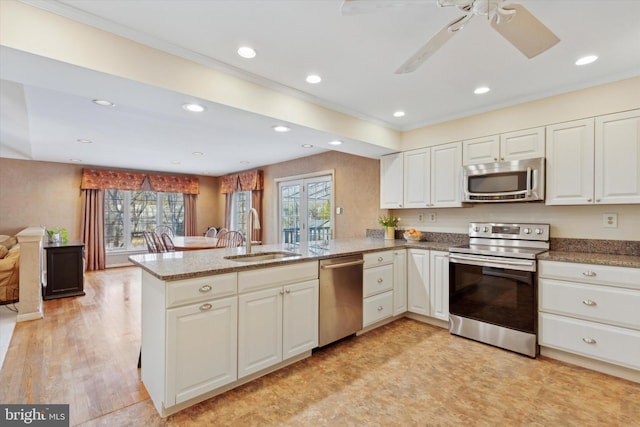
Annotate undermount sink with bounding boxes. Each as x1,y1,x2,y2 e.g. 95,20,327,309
224,251,301,262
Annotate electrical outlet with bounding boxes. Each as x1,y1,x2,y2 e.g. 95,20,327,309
603,213,617,228
336,207,343,215
417,213,424,222
428,213,437,223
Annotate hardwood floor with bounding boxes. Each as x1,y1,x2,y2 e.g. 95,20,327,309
0,267,638,426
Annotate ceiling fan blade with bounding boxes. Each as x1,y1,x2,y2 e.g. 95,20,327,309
395,15,469,74
490,3,560,58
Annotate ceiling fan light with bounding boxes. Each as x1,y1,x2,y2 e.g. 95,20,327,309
474,86,490,95
575,55,598,66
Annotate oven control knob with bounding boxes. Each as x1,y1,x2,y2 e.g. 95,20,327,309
473,226,480,232
535,228,543,235
482,226,489,232
524,228,531,234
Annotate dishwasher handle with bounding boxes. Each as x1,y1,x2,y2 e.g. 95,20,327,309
320,259,365,269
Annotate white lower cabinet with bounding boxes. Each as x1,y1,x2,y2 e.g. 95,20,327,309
166,296,237,406
363,250,394,327
393,249,407,315
238,279,319,379
538,260,640,370
407,249,430,315
429,251,449,322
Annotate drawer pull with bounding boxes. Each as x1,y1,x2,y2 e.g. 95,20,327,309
582,271,597,277
378,257,384,262
377,306,384,311
199,303,213,311
199,285,213,293
377,278,383,283
582,337,597,344
582,299,597,306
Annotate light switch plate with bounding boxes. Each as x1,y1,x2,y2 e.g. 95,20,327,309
336,207,343,215
603,213,618,228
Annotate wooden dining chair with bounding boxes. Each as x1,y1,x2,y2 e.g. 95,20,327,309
205,227,218,238
151,231,167,252
161,233,176,251
154,225,174,238
143,231,159,253
215,230,244,248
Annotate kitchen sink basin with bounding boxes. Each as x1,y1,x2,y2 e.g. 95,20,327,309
224,251,301,262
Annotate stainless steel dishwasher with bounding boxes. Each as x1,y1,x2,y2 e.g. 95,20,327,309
318,254,364,347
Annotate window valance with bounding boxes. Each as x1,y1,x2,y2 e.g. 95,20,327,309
80,168,199,194
221,169,263,194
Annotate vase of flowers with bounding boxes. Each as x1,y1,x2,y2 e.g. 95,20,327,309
378,215,399,240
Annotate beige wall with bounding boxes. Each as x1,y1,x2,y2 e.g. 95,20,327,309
260,151,381,244
0,158,222,238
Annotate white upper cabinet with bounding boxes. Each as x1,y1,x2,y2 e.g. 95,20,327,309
380,152,404,208
431,141,463,207
403,148,431,208
463,128,544,165
595,109,640,204
462,135,500,165
546,118,595,205
547,110,640,205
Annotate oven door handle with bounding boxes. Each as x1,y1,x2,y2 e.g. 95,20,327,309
449,253,536,271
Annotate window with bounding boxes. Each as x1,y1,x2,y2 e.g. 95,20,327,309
277,173,333,244
104,189,184,251
230,191,251,239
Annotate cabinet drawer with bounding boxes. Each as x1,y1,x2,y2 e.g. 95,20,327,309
167,273,237,308
540,279,640,329
364,250,394,268
363,291,393,327
363,264,393,297
539,261,640,290
539,313,640,370
238,261,318,293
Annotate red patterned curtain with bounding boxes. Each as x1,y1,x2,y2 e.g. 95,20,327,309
81,168,199,194
220,170,263,193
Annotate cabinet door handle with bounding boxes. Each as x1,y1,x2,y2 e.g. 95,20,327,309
285,289,291,294
199,285,212,293
199,303,212,311
582,299,597,306
582,271,597,277
280,290,285,295
377,306,383,311
377,278,383,283
582,337,597,344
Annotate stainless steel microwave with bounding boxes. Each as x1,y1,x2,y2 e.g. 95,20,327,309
462,157,545,202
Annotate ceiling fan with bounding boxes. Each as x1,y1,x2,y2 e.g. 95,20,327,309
341,0,560,74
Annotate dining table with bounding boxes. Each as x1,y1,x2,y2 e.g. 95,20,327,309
172,236,218,251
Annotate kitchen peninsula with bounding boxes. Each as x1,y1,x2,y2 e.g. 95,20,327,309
129,238,452,417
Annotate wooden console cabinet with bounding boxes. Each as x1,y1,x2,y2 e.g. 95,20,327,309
43,241,85,300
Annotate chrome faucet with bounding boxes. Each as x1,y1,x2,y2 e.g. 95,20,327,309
246,208,261,253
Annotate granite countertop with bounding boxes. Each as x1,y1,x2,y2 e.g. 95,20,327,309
538,251,640,269
129,238,455,281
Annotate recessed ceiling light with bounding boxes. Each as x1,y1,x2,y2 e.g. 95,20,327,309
171,161,181,165
474,86,490,95
301,144,313,148
328,140,343,146
192,151,204,156
240,161,250,164
182,103,205,113
77,139,93,144
306,74,322,84
393,111,406,118
237,46,257,59
69,158,82,162
92,99,114,107
272,125,291,132
575,55,598,66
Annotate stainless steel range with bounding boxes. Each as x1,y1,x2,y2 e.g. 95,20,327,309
448,222,550,357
